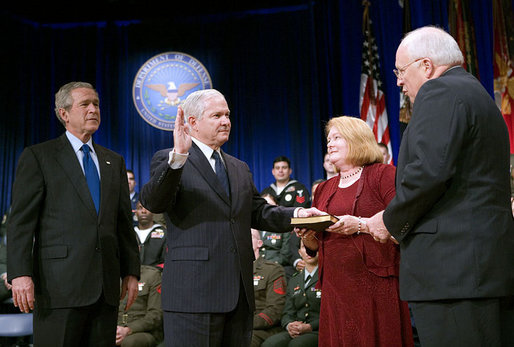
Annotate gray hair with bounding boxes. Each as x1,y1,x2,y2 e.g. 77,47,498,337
401,26,464,66
54,82,97,126
181,89,225,121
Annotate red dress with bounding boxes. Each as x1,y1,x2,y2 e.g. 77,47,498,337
312,163,413,347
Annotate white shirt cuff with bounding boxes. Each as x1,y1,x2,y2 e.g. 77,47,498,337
168,149,189,169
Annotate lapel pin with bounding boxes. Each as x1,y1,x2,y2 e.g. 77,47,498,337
106,161,111,165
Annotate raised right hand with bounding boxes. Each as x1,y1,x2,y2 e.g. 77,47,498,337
173,106,192,154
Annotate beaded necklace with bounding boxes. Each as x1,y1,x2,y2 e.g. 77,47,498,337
340,166,363,180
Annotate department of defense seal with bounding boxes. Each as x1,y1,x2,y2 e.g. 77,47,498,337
132,52,212,131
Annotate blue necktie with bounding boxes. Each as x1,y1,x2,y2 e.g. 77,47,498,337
81,145,101,213
212,151,230,196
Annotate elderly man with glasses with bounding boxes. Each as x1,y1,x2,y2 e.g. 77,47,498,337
367,26,514,346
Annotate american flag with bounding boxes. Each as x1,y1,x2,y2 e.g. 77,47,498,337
399,0,412,137
359,1,392,164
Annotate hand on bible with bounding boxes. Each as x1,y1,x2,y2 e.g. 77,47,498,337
296,207,324,218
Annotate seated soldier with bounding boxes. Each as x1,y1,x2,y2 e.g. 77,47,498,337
134,201,167,266
0,239,10,303
259,194,294,278
262,240,321,347
1,210,13,305
251,229,287,347
116,265,163,347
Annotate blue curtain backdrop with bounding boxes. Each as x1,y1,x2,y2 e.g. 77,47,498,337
0,0,503,215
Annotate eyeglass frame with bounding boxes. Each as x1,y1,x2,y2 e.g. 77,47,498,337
393,58,424,79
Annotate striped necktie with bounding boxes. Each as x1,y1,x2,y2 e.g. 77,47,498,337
212,151,230,196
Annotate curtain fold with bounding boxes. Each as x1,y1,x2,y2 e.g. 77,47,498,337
0,0,502,214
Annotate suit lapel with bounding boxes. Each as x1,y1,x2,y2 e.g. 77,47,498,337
223,150,239,202
188,143,230,205
95,144,113,219
54,134,97,218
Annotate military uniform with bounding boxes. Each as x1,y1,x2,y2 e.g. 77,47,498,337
252,256,287,347
118,265,163,347
259,230,293,273
0,243,8,302
0,211,10,303
135,224,167,266
261,180,311,273
261,180,311,208
130,191,139,227
262,268,321,347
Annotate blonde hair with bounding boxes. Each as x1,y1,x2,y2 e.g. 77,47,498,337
326,116,383,166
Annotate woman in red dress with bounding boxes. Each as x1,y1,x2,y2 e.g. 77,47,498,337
301,116,413,346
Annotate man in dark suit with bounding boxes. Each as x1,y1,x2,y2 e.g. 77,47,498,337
140,89,320,346
367,26,514,346
7,81,141,346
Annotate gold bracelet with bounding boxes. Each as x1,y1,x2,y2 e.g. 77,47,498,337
357,217,361,234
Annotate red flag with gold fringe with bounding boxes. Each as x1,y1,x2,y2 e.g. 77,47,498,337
449,0,480,78
493,0,514,153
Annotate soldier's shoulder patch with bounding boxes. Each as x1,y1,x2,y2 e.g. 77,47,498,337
273,277,286,295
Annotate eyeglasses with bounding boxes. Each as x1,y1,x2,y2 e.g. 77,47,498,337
393,58,424,79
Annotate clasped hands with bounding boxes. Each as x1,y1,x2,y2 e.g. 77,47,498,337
287,321,312,338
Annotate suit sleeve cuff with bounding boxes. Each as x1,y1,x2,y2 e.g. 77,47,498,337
168,149,188,169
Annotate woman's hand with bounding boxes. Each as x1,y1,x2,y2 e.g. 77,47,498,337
326,215,367,235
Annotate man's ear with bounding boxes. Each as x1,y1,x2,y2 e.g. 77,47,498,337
59,108,68,123
187,116,197,131
422,58,434,78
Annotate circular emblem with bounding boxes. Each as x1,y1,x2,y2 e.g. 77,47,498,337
285,194,293,202
132,52,212,131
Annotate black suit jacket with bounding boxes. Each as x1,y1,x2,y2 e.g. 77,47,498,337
140,143,295,313
384,67,514,301
7,134,140,308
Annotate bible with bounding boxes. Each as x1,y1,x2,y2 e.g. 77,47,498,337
291,214,339,232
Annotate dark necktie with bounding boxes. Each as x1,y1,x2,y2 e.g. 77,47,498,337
81,144,101,213
305,274,312,285
212,151,230,196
